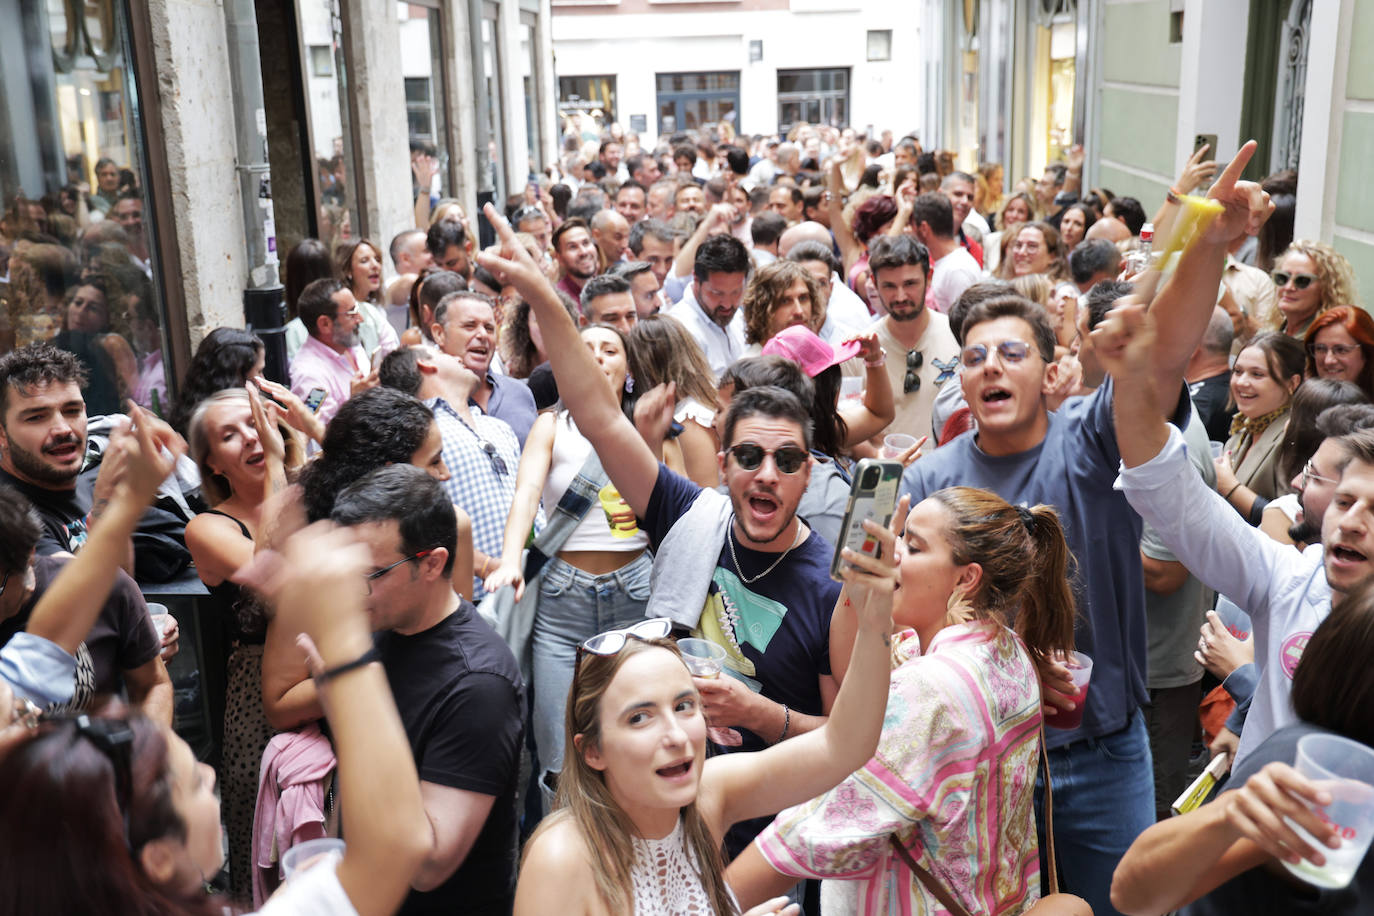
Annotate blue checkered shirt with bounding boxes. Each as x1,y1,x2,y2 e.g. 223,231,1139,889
425,397,536,597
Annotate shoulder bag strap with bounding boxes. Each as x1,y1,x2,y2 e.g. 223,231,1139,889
887,835,973,916
1040,721,1060,896
522,446,610,582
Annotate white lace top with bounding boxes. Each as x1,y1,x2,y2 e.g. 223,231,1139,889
630,817,716,915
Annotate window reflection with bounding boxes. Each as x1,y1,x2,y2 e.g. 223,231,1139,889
1,0,168,415
300,0,360,257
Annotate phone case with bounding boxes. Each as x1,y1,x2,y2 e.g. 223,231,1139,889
830,459,904,581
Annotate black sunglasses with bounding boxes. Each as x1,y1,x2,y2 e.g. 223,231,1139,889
1272,270,1317,290
480,440,509,476
904,350,924,394
727,443,809,474
74,715,136,850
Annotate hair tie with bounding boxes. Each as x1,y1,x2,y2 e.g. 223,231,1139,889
1015,504,1036,532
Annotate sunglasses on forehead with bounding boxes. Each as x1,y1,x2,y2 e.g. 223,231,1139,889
726,443,809,474
572,618,676,696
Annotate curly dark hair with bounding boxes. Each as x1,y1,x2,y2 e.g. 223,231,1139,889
299,387,435,521
852,195,899,246
166,328,264,435
0,342,88,417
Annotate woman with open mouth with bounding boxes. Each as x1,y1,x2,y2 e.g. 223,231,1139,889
1215,332,1306,526
727,488,1084,916
511,517,899,916
334,238,399,362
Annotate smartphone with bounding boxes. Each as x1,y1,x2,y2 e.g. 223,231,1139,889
304,388,327,413
1194,134,1217,163
829,459,903,582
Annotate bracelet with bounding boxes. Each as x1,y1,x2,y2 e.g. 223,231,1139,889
1167,187,1183,204
864,356,887,368
313,647,381,685
777,703,791,743
1224,483,1242,500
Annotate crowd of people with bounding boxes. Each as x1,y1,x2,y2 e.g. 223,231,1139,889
0,115,1371,916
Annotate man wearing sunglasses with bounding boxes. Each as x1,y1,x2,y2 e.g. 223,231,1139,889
478,203,846,863
331,465,524,915
852,234,959,444
900,143,1273,916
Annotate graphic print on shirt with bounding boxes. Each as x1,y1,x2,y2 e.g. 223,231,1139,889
693,568,787,693
1280,631,1311,679
932,356,958,385
43,641,94,716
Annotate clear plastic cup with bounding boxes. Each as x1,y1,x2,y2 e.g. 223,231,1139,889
1044,651,1093,730
147,602,172,638
1281,733,1374,889
281,838,345,879
881,433,918,460
677,638,725,679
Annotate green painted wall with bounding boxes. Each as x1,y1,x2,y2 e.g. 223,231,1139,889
1098,89,1179,179
1098,165,1170,209
1346,0,1374,100
1334,112,1374,234
1101,0,1182,87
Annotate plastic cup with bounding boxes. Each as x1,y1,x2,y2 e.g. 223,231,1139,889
1209,441,1224,459
1044,651,1093,730
881,433,918,460
677,638,725,679
281,838,345,879
1281,733,1374,889
147,602,172,638
598,483,639,538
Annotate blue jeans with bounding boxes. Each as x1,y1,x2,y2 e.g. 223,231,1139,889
532,553,652,788
1035,708,1155,916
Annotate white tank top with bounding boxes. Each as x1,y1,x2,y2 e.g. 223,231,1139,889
630,818,717,915
541,413,649,553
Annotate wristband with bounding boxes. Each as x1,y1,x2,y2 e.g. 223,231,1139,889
864,355,887,369
1223,483,1242,500
313,647,381,685
777,703,791,743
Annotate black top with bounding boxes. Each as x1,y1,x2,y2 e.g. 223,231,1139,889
199,509,267,645
0,556,160,714
0,466,90,557
1189,371,1236,444
376,602,525,915
1181,724,1372,915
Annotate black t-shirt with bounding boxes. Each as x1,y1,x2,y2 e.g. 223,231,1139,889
0,555,159,715
376,603,525,916
1180,724,1372,915
1189,371,1236,443
0,466,90,556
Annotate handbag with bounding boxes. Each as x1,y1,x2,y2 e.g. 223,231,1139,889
887,722,1091,916
479,446,609,682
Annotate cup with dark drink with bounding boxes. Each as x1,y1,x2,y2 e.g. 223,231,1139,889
1045,651,1093,730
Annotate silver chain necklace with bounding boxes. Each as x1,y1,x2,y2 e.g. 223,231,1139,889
727,515,804,584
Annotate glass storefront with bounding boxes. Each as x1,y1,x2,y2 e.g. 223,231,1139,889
397,2,451,214
655,71,739,135
559,75,616,141
300,0,362,255
0,0,170,415
777,68,850,133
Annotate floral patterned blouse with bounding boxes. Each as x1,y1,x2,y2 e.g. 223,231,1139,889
756,623,1044,915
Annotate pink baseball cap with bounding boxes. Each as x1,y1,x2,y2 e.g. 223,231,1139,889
761,325,862,377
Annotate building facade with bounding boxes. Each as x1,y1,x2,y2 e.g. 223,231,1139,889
0,0,558,408
550,0,923,149
925,0,1373,297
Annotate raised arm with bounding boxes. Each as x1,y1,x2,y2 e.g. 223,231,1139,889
839,332,896,445
702,518,897,831
1147,140,1272,395
826,161,864,274
671,204,732,284
476,204,661,515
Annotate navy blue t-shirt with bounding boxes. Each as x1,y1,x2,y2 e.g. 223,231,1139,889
644,464,839,751
902,379,1189,747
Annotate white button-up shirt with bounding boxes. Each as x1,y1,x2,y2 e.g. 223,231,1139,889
666,285,746,381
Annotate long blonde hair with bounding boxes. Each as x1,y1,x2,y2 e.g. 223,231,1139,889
1272,240,1361,330
527,639,737,916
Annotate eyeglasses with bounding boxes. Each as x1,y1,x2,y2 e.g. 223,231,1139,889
572,618,674,698
1302,460,1338,488
334,305,361,320
74,715,135,850
365,549,435,594
1272,270,1317,290
1310,343,1361,359
726,443,809,474
903,350,924,394
959,339,1034,369
0,569,11,599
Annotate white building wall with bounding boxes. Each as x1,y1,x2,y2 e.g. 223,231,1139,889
552,1,922,147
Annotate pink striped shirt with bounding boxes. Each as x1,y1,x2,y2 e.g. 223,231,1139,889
756,623,1044,915
289,334,369,426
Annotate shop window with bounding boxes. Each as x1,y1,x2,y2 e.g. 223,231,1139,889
397,2,450,216
299,0,362,254
559,75,617,139
656,71,739,135
0,0,170,415
777,68,849,133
